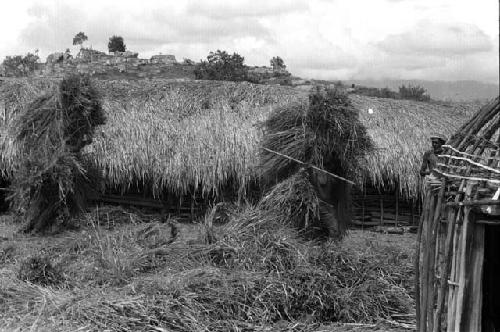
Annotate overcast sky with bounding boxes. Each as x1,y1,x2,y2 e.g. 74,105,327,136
0,0,498,83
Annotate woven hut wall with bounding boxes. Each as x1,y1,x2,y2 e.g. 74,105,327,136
417,97,500,332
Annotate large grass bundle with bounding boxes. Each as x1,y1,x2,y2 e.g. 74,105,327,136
259,168,335,239
262,87,374,182
260,87,374,238
8,75,105,232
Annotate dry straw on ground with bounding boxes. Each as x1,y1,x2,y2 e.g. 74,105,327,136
0,207,415,331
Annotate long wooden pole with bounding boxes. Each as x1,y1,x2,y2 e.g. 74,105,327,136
415,190,430,332
454,183,475,329
261,147,355,185
426,185,446,332
433,202,457,332
420,188,437,332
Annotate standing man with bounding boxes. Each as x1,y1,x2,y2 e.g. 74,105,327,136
420,134,447,177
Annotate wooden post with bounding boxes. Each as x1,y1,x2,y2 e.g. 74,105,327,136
395,188,399,227
380,192,384,226
362,186,366,231
461,221,484,331
190,197,195,220
410,198,415,226
426,184,446,332
432,205,457,332
420,188,438,332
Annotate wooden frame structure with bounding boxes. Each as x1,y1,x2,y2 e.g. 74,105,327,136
352,186,418,227
417,97,500,332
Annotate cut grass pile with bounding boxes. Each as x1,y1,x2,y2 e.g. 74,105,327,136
0,209,415,331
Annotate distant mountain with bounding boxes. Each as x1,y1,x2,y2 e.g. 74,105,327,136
342,79,498,102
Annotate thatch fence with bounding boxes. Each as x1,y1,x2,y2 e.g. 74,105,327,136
416,96,500,331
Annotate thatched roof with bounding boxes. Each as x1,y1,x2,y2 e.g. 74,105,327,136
351,94,479,198
0,78,481,200
0,78,302,197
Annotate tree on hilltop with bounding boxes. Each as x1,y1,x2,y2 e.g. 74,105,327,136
270,56,286,70
108,35,126,53
399,84,431,102
72,32,88,48
194,50,248,81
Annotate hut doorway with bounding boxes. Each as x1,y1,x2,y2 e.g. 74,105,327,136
482,224,500,331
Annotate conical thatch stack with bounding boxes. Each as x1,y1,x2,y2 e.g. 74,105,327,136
260,87,374,239
6,75,105,232
417,96,500,331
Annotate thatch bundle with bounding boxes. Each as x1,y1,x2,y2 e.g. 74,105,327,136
259,168,333,239
262,88,373,182
7,75,105,232
260,87,374,238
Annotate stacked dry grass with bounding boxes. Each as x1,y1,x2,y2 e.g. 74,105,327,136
5,75,105,232
259,168,331,239
351,94,476,198
261,88,373,182
0,78,302,199
260,88,374,238
0,207,414,331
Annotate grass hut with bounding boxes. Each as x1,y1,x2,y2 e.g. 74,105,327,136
0,78,302,218
0,78,478,225
350,94,477,227
416,96,500,331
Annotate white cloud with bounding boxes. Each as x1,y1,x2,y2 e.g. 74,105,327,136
378,20,493,56
0,0,497,83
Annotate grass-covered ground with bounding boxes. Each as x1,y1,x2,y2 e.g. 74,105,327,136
0,206,416,331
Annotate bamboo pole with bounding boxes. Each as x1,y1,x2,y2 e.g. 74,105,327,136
420,189,437,332
454,183,475,329
433,203,458,332
415,189,431,332
447,210,461,332
426,184,445,332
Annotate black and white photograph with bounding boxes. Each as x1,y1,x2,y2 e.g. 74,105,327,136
0,0,498,331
